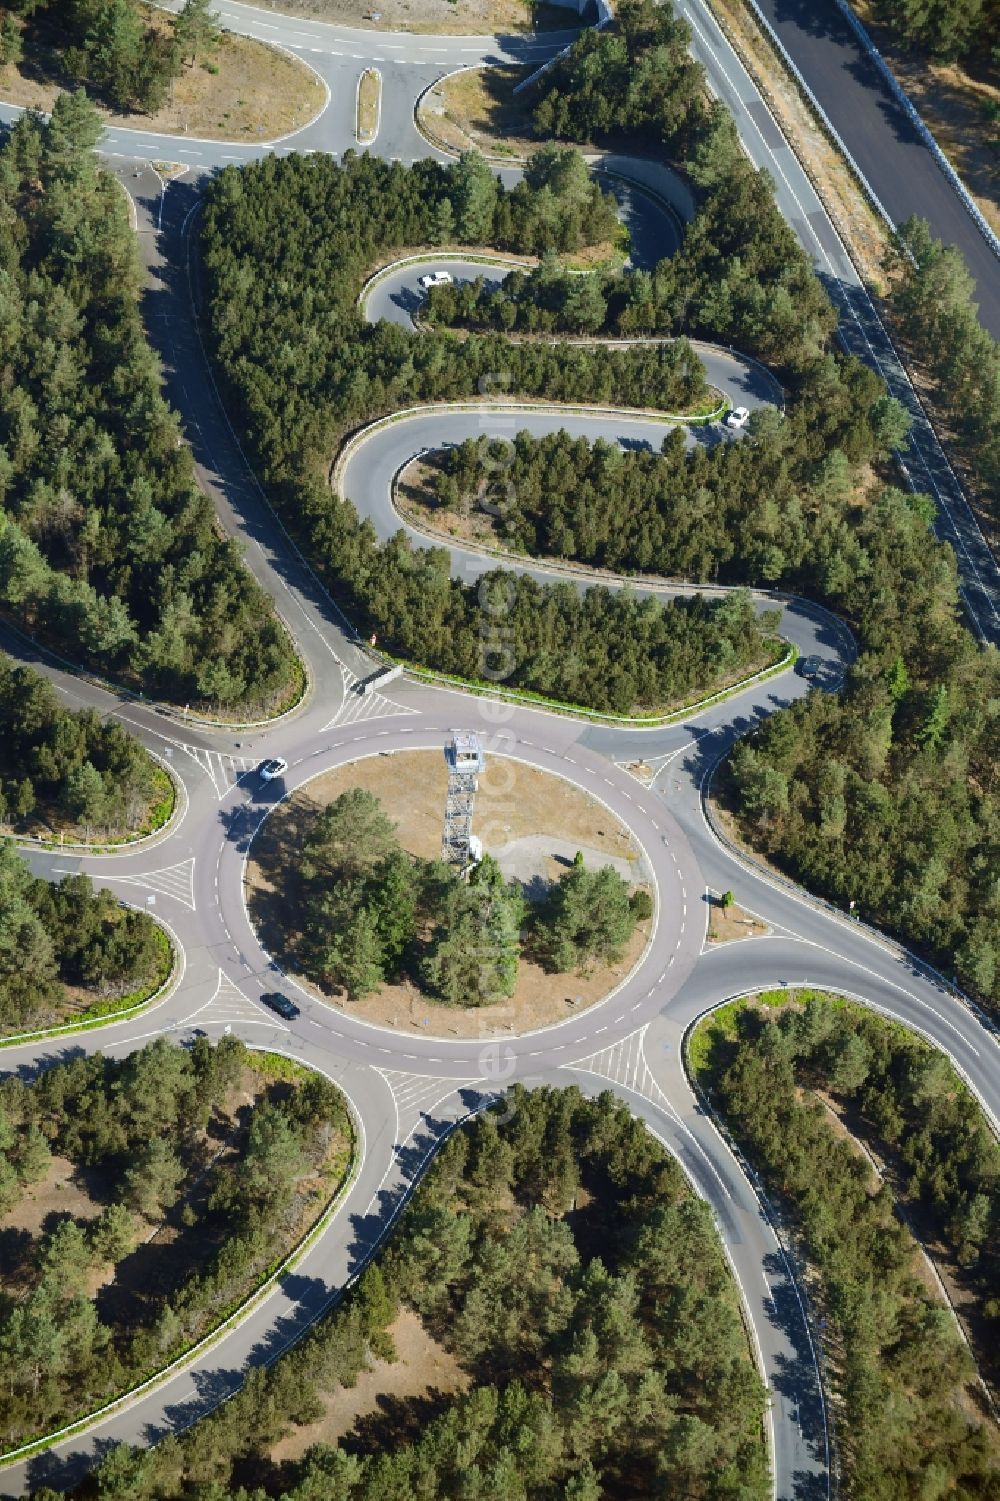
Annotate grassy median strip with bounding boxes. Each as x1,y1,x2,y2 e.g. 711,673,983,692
357,67,381,144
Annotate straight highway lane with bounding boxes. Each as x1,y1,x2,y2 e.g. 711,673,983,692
751,0,1000,337
676,0,1000,644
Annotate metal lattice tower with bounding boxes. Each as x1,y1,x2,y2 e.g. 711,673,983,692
442,733,485,867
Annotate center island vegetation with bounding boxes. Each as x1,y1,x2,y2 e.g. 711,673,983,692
46,1086,769,1501
260,786,651,1006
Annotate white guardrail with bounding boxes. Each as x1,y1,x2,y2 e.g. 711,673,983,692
741,0,894,234
827,0,1000,263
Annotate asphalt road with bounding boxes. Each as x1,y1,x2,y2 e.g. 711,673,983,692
751,0,1000,338
1,5,999,1499
363,255,783,413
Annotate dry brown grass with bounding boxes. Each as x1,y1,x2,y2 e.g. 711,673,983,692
418,64,539,158
0,6,324,141
1,1156,105,1244
243,0,572,35
246,750,653,1039
271,1307,470,1461
357,66,380,141
706,899,768,944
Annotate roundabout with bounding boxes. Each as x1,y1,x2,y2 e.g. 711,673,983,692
244,746,658,1037
1,5,999,1500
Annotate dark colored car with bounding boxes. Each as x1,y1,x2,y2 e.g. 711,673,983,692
261,991,299,1020
799,655,823,679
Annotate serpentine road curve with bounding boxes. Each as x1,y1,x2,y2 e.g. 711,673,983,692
2,6,1000,1500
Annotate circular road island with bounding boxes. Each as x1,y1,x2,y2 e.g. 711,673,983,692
246,749,655,1039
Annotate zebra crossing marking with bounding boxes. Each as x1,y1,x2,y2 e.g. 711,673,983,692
179,969,290,1032
566,1025,670,1113
374,1067,484,1139
179,745,257,799
117,857,197,911
320,664,417,731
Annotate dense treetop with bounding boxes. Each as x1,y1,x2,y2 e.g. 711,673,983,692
198,4,996,981
0,0,220,113
0,839,166,1033
694,994,1000,1496
873,0,1000,61
439,0,997,1011
280,787,647,1004
529,0,838,370
201,148,776,715
424,410,1000,1006
0,93,297,713
0,1036,351,1448
54,1086,768,1501
886,216,1000,520
0,652,164,838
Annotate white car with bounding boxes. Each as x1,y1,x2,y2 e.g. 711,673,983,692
725,405,751,430
418,270,454,290
258,756,288,783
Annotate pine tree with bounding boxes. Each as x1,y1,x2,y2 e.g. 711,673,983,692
0,14,23,68
175,0,220,66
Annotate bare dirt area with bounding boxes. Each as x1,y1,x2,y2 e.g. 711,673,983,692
0,1156,111,1301
271,1306,469,1462
246,750,654,1038
1,1156,105,1243
851,0,1000,236
418,64,540,157
246,0,579,34
706,0,892,287
706,899,768,944
0,9,324,142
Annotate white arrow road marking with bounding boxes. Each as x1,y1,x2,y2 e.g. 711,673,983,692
117,857,197,911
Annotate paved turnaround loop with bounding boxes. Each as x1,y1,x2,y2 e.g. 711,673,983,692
2,5,1000,1499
